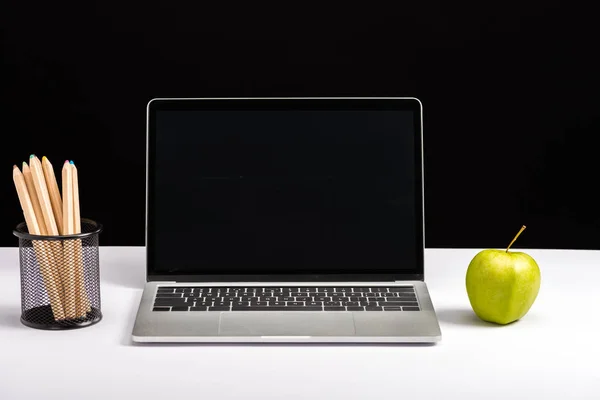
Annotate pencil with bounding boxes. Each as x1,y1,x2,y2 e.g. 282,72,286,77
71,161,91,315
22,162,48,236
29,155,59,235
31,155,74,315
13,166,42,236
59,161,78,319
62,161,74,235
13,165,65,320
42,156,64,235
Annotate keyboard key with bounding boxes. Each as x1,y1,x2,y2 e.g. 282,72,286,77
296,296,311,301
343,302,360,307
154,298,187,306
366,297,379,302
214,302,229,307
316,296,331,302
270,301,285,306
331,292,345,296
204,296,221,301
332,296,348,301
324,306,345,311
282,297,295,302
325,301,341,306
403,307,420,311
171,306,189,311
353,288,370,292
318,287,335,292
307,301,323,307
262,297,278,302
347,293,364,297
346,306,364,311
383,307,403,311
337,287,351,292
208,306,230,311
389,287,415,292
298,287,317,292
372,287,389,292
239,296,256,302
365,306,383,311
232,306,322,311
156,293,183,298
287,301,304,306
309,292,326,296
381,293,396,297
290,292,305,297
391,295,417,300
235,302,250,307
251,301,269,306
386,302,419,307
190,307,207,311
153,307,170,311
223,296,238,301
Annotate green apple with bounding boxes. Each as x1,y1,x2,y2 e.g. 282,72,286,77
466,226,541,325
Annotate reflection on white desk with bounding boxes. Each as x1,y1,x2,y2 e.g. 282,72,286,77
0,247,599,400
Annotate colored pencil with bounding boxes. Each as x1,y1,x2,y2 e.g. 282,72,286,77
71,161,91,315
21,162,48,236
42,156,64,235
13,165,65,320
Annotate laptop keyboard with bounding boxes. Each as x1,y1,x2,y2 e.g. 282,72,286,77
152,286,420,312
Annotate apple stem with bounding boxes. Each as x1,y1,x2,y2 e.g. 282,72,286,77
506,225,527,252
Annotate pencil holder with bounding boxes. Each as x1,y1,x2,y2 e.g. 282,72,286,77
13,219,103,330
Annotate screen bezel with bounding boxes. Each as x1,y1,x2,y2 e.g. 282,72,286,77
146,98,425,282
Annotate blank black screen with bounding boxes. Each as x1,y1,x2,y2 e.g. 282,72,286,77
150,106,420,276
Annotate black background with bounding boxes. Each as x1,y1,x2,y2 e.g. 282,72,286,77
2,1,599,249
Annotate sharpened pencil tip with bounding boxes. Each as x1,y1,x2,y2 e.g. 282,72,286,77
70,160,74,164
13,165,18,170
22,161,27,168
42,156,47,161
64,160,69,165
30,154,35,158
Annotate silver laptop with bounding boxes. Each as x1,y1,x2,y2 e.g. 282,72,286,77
132,97,441,343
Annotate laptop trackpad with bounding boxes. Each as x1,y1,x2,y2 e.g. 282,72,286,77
218,312,356,336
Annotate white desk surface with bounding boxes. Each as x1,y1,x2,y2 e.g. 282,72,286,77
0,247,598,400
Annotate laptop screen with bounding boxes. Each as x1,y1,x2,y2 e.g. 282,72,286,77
147,99,423,280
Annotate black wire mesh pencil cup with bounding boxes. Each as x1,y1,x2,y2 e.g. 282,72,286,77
13,219,103,330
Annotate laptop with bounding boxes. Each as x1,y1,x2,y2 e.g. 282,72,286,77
132,97,442,343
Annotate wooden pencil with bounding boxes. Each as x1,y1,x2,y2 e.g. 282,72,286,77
71,161,91,315
62,161,75,235
21,162,48,236
58,160,78,319
29,155,59,235
42,156,64,235
31,155,73,315
13,166,42,236
13,165,65,320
